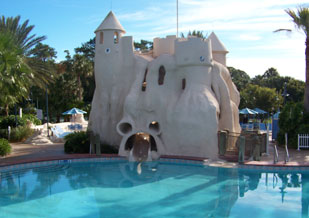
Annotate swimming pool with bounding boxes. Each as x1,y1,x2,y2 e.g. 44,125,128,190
0,158,308,218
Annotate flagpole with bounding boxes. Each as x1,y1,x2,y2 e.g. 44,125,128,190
176,0,178,37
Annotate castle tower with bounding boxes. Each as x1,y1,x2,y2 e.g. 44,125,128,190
93,11,126,83
94,11,126,50
90,11,136,146
208,32,228,66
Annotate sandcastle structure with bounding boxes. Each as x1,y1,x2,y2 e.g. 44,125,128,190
89,11,241,161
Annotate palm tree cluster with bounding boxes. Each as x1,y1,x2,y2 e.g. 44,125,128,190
0,16,52,115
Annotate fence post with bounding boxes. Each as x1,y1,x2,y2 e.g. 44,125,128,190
95,134,101,155
218,131,227,156
8,126,11,141
238,136,245,163
297,134,300,151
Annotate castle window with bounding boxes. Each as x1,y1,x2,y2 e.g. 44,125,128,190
182,78,186,90
141,68,148,91
100,32,104,44
114,32,119,44
158,65,166,85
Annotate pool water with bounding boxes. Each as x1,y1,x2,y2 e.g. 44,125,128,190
0,160,308,218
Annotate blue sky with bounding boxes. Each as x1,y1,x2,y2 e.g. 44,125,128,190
2,0,308,81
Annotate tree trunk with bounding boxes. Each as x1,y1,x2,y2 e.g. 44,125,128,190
56,115,60,123
77,74,83,101
5,104,9,116
304,36,309,113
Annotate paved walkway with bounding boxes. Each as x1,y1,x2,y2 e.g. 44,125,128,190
1,142,309,168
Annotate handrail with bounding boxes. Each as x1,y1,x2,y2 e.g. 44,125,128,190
274,144,279,164
285,133,290,163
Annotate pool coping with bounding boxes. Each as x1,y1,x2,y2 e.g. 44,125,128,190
1,154,309,172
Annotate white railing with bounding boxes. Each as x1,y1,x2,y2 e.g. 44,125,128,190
285,133,289,163
298,134,309,150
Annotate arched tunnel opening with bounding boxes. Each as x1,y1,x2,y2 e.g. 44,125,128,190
125,132,157,152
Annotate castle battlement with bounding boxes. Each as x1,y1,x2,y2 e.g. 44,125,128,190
175,37,213,67
153,35,176,58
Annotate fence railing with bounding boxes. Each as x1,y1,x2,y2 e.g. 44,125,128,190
298,134,309,150
218,130,267,162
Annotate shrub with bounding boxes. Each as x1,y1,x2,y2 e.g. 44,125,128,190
0,129,8,139
64,131,90,153
278,102,309,148
0,138,11,156
64,131,118,154
9,126,34,142
23,114,42,125
0,115,26,129
101,143,118,154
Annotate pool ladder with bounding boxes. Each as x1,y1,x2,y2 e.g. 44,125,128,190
273,133,289,164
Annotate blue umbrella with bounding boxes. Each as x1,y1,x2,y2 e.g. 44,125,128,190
239,108,258,115
62,108,87,115
253,108,268,114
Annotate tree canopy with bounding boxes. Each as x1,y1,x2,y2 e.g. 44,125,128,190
0,15,52,115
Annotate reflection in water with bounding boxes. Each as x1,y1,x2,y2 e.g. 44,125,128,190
0,162,308,217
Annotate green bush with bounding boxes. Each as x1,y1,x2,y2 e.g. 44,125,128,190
0,128,8,139
64,131,118,154
101,143,118,154
0,115,26,129
0,138,11,156
23,114,42,125
64,131,90,153
278,102,309,148
9,126,34,142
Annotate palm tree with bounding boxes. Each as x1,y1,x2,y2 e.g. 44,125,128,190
0,15,52,115
0,32,32,115
72,54,93,101
0,16,46,54
181,30,207,39
281,7,309,112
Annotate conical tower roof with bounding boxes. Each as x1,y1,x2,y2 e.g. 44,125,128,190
208,32,228,53
95,11,126,33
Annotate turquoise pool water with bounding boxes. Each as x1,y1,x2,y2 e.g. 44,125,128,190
0,159,308,218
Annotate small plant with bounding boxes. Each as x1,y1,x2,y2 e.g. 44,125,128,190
0,129,8,139
101,143,118,154
64,131,90,153
64,131,118,154
0,115,26,128
0,138,11,156
278,102,309,148
9,126,34,142
23,114,42,125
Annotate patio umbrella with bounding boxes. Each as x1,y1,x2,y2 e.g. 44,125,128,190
62,108,87,115
253,108,268,114
239,108,258,115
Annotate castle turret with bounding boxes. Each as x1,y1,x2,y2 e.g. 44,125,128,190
208,32,228,66
95,11,126,48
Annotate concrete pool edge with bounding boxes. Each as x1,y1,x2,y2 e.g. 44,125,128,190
1,154,309,172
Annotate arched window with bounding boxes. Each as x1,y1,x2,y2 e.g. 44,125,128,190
141,68,148,91
99,32,104,44
158,65,166,85
182,78,186,90
114,32,119,44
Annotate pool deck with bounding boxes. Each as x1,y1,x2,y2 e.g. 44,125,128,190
0,141,309,168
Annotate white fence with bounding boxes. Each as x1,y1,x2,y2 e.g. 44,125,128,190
298,134,309,150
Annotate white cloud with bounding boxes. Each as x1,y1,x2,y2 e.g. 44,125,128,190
121,0,308,81
238,34,262,41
